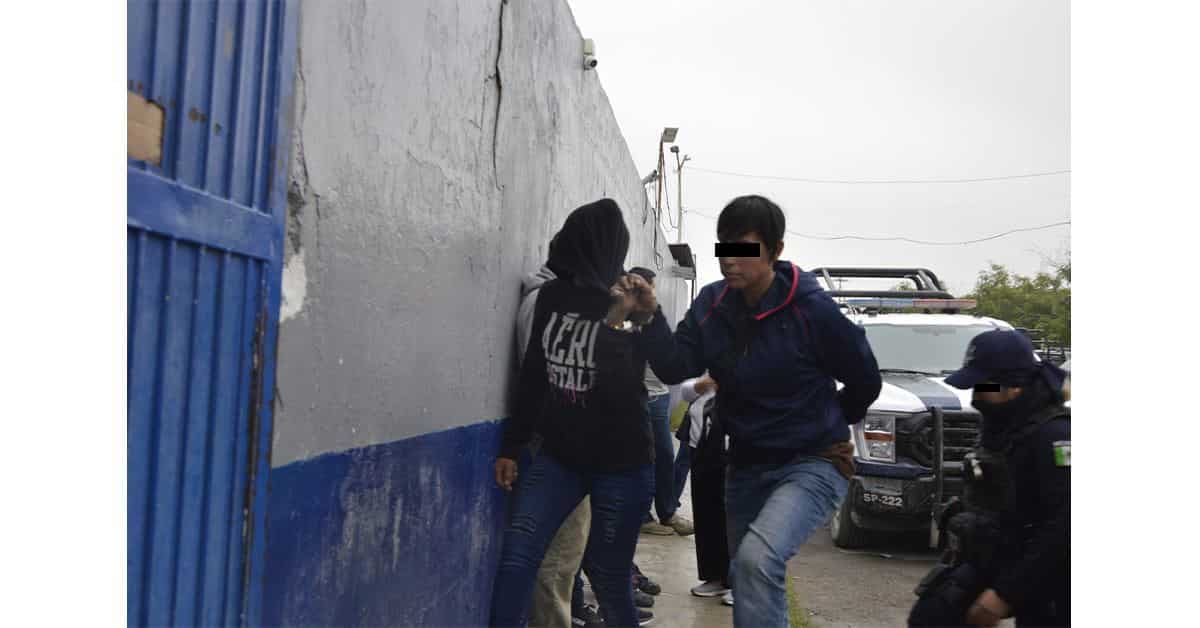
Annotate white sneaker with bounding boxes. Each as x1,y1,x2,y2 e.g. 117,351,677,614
639,520,676,536
664,514,695,536
690,581,731,597
721,591,734,606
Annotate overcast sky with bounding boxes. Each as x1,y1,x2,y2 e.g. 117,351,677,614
567,0,1069,295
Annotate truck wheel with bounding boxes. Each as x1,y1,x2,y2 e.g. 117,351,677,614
830,496,871,549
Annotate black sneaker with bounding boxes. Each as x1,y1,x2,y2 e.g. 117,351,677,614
571,604,605,628
634,589,655,608
637,609,655,626
631,564,662,596
635,574,661,596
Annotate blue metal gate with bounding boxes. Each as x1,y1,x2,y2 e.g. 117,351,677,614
127,1,298,625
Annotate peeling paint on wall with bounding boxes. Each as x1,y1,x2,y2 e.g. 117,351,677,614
279,249,308,322
264,420,506,627
272,0,686,467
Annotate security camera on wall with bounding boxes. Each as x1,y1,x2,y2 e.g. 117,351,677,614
583,38,598,70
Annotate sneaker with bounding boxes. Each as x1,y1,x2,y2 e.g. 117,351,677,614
571,604,605,628
637,609,655,626
690,581,731,598
664,514,695,536
633,575,662,596
634,589,655,608
639,520,675,536
721,591,734,607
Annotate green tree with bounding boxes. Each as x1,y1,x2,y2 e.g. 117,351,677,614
965,259,1071,347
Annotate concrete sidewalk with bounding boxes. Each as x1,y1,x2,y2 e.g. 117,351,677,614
631,527,733,628
578,467,950,628
581,475,735,628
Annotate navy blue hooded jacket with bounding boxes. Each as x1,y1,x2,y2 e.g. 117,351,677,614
640,261,882,458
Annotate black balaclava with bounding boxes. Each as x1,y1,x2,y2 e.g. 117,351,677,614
974,362,1067,450
546,199,630,294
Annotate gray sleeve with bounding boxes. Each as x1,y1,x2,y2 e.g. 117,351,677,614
516,289,539,367
679,378,700,403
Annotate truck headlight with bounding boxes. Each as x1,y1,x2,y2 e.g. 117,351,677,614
854,413,897,463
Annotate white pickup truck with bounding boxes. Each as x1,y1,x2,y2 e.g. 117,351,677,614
810,267,1017,549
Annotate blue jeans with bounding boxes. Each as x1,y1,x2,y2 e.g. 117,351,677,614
725,458,848,628
490,453,652,628
645,393,677,522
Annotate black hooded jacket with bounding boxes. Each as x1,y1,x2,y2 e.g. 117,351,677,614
501,199,656,472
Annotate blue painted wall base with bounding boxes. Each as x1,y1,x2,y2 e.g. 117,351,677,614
263,420,508,627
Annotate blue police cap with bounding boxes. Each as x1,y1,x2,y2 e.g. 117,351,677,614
944,329,1038,389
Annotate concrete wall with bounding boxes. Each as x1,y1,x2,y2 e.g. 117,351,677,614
264,1,688,624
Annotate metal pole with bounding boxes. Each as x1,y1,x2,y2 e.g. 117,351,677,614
656,142,664,218
676,152,684,243
931,406,945,549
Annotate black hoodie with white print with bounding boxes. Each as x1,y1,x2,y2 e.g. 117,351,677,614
500,199,654,472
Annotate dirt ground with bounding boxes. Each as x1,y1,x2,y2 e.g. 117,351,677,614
630,522,943,628
787,528,944,628
620,471,1015,628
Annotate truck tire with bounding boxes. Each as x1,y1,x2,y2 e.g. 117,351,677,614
830,496,871,549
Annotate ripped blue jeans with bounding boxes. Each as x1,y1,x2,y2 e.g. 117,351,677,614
490,453,652,628
725,458,849,628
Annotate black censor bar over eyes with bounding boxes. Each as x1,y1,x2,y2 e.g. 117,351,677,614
973,383,1003,393
715,242,760,257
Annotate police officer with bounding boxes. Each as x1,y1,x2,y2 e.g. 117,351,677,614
909,329,1070,627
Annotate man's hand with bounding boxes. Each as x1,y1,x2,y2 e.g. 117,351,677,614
966,589,1011,626
623,273,658,320
494,457,519,491
608,277,637,325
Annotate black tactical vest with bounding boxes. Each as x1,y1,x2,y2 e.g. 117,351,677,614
963,403,1070,515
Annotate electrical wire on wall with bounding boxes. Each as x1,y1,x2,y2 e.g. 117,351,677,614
646,180,664,269
657,212,667,268
649,147,667,270
641,181,652,225
661,169,678,230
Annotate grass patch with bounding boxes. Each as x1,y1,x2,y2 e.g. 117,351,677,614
787,577,816,628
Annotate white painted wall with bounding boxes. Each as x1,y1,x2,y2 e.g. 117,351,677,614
273,0,688,466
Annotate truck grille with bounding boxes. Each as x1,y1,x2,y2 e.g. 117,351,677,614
897,410,980,468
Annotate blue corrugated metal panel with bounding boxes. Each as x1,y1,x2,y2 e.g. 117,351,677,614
229,0,270,207
127,231,264,625
174,0,215,188
128,0,284,215
202,0,241,198
168,246,219,625
127,1,298,625
127,230,162,624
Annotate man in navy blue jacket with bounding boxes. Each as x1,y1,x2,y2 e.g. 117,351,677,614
625,195,882,627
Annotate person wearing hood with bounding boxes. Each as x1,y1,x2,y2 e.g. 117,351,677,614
490,199,658,628
515,236,597,628
909,330,1070,628
616,195,883,627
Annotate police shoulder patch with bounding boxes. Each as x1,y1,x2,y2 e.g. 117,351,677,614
1052,440,1071,467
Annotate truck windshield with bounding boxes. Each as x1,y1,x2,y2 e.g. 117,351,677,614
863,324,996,375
